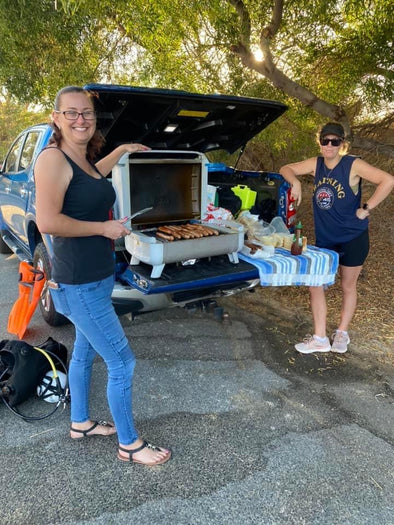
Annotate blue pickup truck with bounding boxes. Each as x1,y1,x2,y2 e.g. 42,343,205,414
0,84,294,326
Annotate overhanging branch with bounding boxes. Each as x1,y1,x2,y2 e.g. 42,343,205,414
352,135,394,159
228,0,251,46
261,0,283,40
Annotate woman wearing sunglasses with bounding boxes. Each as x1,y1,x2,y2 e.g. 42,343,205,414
279,122,394,354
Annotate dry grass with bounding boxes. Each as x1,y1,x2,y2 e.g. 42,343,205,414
232,178,394,367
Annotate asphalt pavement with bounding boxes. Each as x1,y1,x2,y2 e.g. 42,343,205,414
1,252,393,525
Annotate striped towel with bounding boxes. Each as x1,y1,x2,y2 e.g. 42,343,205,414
239,245,339,287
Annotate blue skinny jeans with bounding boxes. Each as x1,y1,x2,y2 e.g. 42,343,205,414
49,275,137,445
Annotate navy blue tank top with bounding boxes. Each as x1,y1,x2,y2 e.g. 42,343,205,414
313,155,368,247
50,151,116,284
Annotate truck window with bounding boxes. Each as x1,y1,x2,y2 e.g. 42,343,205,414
3,135,24,173
20,131,42,170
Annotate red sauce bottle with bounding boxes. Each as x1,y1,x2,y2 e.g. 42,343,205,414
291,221,303,256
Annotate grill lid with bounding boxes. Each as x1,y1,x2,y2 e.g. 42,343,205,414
84,83,287,156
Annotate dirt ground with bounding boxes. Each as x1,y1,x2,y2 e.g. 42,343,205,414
225,178,394,377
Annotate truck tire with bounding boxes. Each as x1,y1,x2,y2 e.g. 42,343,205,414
33,242,69,327
0,236,12,254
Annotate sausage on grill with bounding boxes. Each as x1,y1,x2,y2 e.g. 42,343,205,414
158,226,182,239
156,231,174,242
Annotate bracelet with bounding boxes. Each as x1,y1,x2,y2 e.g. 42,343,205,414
362,203,369,211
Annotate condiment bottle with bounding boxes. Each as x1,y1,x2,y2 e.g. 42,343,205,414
291,221,303,256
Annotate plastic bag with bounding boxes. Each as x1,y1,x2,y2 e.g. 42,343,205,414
202,203,233,224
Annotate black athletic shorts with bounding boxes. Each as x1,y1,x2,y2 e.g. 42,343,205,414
322,228,369,267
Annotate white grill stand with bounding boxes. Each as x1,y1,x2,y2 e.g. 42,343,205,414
228,251,239,264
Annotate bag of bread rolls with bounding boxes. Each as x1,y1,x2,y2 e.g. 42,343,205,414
260,235,276,246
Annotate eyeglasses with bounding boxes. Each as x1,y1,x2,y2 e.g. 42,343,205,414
55,110,96,121
320,138,343,146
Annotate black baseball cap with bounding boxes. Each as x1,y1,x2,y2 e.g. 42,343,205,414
320,122,345,139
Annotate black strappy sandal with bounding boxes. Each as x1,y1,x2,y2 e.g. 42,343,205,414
70,420,115,439
118,440,171,466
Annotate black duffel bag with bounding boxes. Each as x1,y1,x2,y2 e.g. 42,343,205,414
0,337,68,407
216,186,242,216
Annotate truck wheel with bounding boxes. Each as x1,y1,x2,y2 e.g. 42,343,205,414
33,242,69,327
0,236,12,254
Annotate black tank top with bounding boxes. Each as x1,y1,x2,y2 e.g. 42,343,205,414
50,151,116,284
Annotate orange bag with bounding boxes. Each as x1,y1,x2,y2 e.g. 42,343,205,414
7,261,45,339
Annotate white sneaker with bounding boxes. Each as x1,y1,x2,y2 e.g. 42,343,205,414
331,331,350,353
295,335,331,354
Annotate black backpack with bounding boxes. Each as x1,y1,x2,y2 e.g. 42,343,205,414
250,197,277,222
0,337,68,407
216,186,242,216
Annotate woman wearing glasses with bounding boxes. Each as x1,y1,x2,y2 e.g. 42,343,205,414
35,86,171,465
280,122,394,354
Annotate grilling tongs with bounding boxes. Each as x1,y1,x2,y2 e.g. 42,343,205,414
121,206,153,227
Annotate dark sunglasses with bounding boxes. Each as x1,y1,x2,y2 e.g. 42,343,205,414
320,138,343,146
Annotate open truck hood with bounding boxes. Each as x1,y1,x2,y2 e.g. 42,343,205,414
84,83,287,156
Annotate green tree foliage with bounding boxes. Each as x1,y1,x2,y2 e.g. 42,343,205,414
0,95,48,161
0,0,392,166
0,0,110,105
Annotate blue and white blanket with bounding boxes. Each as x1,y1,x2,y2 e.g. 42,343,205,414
239,245,339,287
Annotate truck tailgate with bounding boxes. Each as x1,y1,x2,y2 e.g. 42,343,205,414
119,255,259,294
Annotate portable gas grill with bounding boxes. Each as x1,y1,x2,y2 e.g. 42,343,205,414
112,151,244,278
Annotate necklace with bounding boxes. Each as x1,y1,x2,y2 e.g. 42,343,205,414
323,157,342,177
324,164,334,178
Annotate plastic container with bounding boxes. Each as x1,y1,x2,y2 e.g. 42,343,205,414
231,184,257,210
270,216,289,234
258,220,275,236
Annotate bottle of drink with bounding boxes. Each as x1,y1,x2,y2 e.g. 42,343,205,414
291,221,303,255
